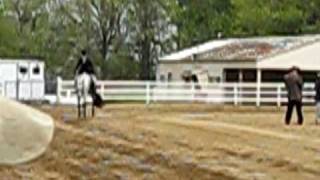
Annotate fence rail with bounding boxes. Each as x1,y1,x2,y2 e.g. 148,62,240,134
56,77,316,106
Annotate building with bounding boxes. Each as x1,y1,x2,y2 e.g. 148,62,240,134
158,34,320,85
0,58,45,100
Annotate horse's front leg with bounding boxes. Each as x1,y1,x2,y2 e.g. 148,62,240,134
83,101,86,120
77,95,81,118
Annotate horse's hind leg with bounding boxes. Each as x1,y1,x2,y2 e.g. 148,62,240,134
92,103,95,117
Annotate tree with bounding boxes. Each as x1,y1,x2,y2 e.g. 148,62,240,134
55,0,128,78
0,0,4,14
0,17,20,56
127,0,174,80
232,0,305,36
3,0,51,55
106,48,139,80
1,0,320,80
170,0,233,49
300,0,320,33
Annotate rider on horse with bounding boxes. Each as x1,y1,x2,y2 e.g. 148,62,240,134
74,49,103,107
74,50,97,90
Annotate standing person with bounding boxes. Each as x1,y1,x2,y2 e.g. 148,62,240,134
314,72,320,124
284,66,304,125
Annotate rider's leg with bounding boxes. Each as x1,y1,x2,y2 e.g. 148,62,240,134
91,75,98,85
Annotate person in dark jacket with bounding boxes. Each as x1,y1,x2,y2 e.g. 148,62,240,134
314,72,320,124
284,66,304,125
74,50,96,77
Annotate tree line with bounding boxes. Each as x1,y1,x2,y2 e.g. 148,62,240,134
1,0,320,80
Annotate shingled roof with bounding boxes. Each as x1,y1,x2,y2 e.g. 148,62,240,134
160,35,320,61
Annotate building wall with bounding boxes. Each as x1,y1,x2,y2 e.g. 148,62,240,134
0,60,45,100
157,61,255,82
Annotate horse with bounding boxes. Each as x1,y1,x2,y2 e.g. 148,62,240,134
75,72,96,119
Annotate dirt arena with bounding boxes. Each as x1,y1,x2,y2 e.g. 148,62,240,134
1,104,320,180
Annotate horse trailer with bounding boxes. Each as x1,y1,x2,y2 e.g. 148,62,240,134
0,58,45,101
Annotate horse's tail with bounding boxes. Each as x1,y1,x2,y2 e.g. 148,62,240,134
88,77,104,108
88,77,95,95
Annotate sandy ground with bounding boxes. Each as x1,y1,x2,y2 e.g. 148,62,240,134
1,104,320,180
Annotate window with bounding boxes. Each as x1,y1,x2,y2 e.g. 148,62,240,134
191,74,199,83
33,65,40,75
19,66,28,74
243,70,256,82
225,69,239,82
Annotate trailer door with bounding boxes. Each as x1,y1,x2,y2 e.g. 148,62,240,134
0,63,18,99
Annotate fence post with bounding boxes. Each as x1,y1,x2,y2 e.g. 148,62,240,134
100,81,105,100
4,81,7,97
234,83,238,106
256,83,261,107
56,76,62,104
277,85,281,108
146,81,150,105
191,82,195,102
256,69,261,107
0,81,3,96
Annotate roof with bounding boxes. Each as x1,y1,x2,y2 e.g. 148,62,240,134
160,34,320,62
257,39,320,71
0,55,44,60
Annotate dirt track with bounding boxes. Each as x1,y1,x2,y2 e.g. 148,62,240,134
1,104,320,180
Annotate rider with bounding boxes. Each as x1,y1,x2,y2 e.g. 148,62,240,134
74,49,98,96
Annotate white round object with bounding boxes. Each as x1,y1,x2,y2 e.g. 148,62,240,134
0,96,54,165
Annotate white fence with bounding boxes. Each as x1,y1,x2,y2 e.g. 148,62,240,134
56,77,316,107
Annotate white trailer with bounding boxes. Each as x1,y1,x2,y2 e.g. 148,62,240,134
0,58,45,101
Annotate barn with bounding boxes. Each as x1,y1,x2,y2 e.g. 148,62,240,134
0,58,45,101
157,34,320,85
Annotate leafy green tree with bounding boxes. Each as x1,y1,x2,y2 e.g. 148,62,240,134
55,0,128,78
170,0,233,48
106,51,139,80
3,0,51,54
232,0,305,36
0,0,3,14
300,0,320,33
0,17,20,56
127,0,174,80
2,0,320,80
